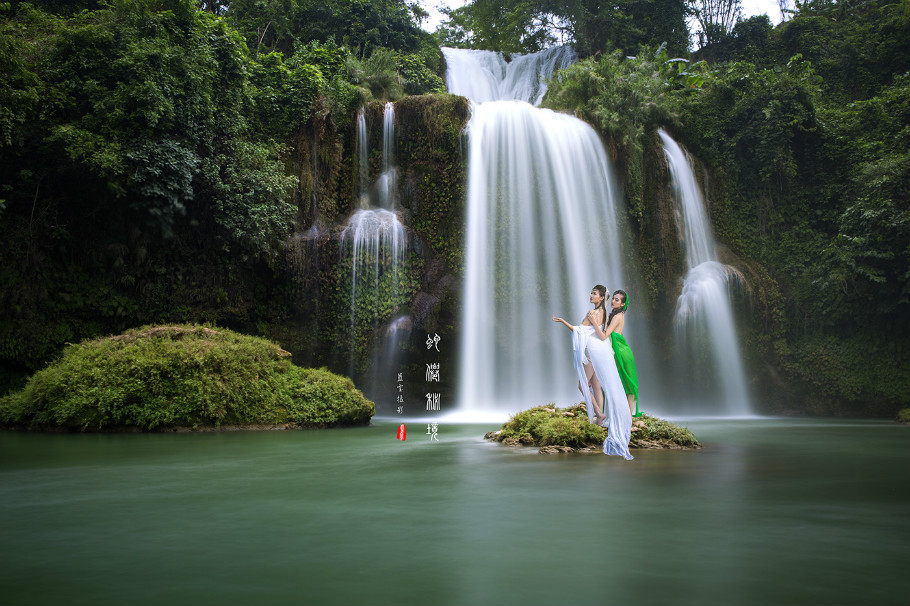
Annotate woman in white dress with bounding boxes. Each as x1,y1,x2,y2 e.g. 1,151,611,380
553,286,634,460
552,285,608,425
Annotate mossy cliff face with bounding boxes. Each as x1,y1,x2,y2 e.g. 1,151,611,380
626,130,686,323
627,133,807,414
628,129,908,417
276,94,469,403
0,92,469,408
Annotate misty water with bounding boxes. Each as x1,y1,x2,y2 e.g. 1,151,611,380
2,419,908,605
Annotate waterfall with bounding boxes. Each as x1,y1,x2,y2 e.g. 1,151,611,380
442,46,576,105
659,129,752,416
342,104,408,386
356,109,368,209
341,209,407,322
377,102,397,209
446,47,627,414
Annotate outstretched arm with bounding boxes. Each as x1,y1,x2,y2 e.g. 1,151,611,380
552,316,574,331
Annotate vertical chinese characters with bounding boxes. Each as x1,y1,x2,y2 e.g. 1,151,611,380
426,334,441,439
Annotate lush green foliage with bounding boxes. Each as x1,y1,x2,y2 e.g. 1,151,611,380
435,0,557,54
0,0,448,395
680,36,908,337
226,0,436,58
675,3,909,410
346,47,445,102
542,45,705,222
436,0,688,57
489,404,700,449
225,0,444,103
0,325,374,429
1,1,299,256
543,45,704,155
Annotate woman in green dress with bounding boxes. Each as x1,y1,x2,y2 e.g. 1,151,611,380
589,289,639,417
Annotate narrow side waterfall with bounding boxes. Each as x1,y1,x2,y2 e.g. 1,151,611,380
446,47,626,414
377,102,397,209
342,104,408,383
382,102,395,173
356,109,368,208
659,129,752,415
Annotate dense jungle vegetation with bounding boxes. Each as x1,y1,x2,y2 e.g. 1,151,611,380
1,0,907,414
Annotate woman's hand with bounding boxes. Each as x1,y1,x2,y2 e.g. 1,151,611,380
553,316,573,331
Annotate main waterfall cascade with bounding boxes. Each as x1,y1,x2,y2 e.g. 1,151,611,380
659,129,752,416
445,46,631,414
341,104,409,383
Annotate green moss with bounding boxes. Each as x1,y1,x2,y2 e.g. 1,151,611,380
774,335,910,416
630,414,701,448
0,324,374,430
487,404,700,450
396,94,470,269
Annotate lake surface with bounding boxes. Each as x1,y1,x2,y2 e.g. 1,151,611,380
1,418,908,605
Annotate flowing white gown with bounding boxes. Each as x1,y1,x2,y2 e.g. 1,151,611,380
572,324,634,460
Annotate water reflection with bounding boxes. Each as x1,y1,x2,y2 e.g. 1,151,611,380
0,419,907,605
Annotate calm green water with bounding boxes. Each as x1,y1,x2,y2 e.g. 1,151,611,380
1,419,908,606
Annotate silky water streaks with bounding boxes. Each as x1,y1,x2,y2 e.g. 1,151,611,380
659,129,752,416
341,105,408,381
442,46,576,105
446,47,626,414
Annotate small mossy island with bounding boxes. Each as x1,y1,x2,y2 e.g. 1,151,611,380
485,405,700,454
0,325,374,431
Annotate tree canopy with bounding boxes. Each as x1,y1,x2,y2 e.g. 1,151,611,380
436,0,689,57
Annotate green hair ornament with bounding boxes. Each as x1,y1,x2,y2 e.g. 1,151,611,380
622,294,629,312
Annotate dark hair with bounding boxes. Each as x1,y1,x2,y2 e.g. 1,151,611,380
607,289,628,329
593,285,607,330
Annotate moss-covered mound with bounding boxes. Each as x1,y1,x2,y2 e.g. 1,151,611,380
484,404,700,453
0,325,374,431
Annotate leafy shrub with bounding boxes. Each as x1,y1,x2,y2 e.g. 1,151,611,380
0,324,374,430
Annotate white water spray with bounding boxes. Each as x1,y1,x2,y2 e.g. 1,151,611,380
659,129,751,415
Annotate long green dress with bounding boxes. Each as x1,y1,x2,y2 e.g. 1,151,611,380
610,332,640,416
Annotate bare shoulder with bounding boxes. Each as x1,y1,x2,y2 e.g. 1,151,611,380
609,311,624,330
